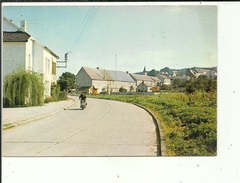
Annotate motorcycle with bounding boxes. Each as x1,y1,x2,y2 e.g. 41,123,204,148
80,99,87,110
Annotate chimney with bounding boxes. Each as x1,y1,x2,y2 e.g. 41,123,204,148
21,20,26,32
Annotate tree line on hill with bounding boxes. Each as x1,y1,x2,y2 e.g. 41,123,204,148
147,66,217,77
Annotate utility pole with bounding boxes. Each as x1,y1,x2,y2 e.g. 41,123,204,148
57,52,71,68
115,54,117,90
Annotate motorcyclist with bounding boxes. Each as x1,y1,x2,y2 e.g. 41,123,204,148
79,92,87,107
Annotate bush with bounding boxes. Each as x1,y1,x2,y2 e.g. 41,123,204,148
119,87,127,92
3,97,10,107
186,76,217,94
161,84,172,91
3,70,44,107
46,83,68,103
51,84,61,101
44,96,54,103
59,91,68,100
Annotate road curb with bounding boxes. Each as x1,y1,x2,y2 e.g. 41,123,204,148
3,97,76,130
132,103,167,156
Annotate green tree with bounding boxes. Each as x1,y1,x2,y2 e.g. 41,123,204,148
160,67,173,75
161,84,172,91
172,78,181,88
173,78,188,88
148,69,160,77
186,76,217,94
57,72,76,91
3,69,44,107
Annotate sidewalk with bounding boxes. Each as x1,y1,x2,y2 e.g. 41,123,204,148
2,95,77,129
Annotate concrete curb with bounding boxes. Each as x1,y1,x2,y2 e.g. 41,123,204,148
132,103,167,156
3,97,76,130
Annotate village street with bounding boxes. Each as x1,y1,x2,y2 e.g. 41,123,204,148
2,96,158,156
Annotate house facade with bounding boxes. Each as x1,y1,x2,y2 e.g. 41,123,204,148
206,70,217,78
130,73,160,92
76,67,136,94
3,17,59,97
130,74,154,86
156,74,171,86
137,81,152,92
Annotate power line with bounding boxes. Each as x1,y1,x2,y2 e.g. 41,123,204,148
69,6,99,52
70,6,93,52
76,7,99,48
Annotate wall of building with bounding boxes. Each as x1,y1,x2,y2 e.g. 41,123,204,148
43,49,57,97
109,81,136,92
163,79,171,85
141,83,147,92
25,39,33,71
32,40,43,73
51,58,57,84
137,83,149,92
3,18,59,97
2,42,26,79
76,68,92,89
92,80,108,93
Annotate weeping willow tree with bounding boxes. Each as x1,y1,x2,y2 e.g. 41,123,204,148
3,69,44,107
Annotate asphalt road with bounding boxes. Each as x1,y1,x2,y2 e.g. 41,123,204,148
2,97,158,156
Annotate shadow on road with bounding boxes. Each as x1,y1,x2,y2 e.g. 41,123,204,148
64,108,83,111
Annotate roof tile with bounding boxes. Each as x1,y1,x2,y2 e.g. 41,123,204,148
3,31,31,42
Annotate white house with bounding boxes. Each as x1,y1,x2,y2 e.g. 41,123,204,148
130,74,154,86
130,73,161,92
137,81,152,92
206,70,217,78
3,16,59,97
76,67,136,94
156,74,171,86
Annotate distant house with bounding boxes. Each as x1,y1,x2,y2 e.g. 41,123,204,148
196,68,209,75
137,81,152,92
172,71,177,77
150,76,161,86
186,68,210,79
130,73,160,92
206,70,217,78
156,74,171,86
130,73,152,86
3,16,59,97
76,67,135,94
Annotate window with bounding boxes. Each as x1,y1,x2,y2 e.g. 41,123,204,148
52,62,56,75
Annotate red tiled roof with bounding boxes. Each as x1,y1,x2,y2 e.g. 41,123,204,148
3,31,31,42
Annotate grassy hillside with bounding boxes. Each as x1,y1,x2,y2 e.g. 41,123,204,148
89,91,217,156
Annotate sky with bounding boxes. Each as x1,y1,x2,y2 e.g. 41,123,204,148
2,3,217,78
